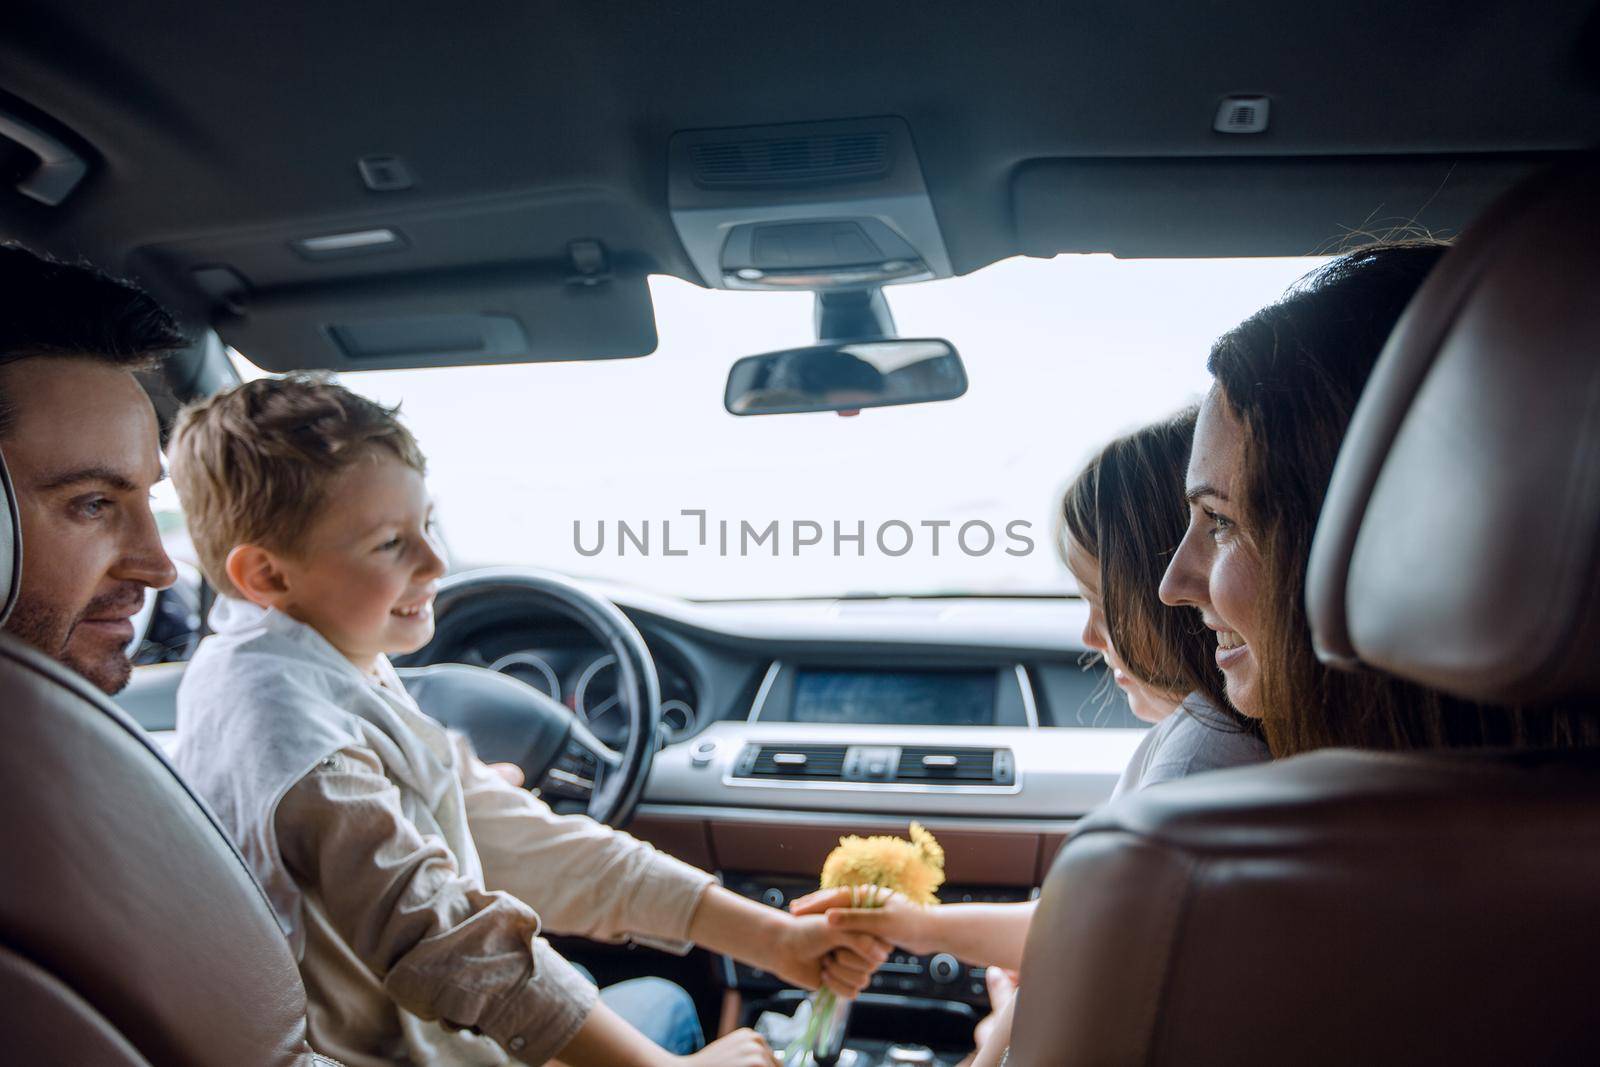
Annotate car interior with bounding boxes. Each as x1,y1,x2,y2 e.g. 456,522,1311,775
2,3,1598,1065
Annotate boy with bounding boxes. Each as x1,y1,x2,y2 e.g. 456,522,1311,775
170,376,884,1067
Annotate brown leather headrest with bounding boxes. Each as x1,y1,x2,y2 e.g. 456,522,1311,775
1307,158,1600,705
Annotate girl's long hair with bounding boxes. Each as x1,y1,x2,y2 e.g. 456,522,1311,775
1061,408,1246,730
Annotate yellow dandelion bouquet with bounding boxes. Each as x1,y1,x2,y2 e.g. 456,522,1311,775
785,823,945,1065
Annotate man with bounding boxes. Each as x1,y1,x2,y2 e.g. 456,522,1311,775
0,243,187,693
0,245,881,1066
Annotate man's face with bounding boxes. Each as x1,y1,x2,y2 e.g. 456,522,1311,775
1,357,177,693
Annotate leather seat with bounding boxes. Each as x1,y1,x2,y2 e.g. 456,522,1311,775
0,452,334,1064
1007,158,1600,1066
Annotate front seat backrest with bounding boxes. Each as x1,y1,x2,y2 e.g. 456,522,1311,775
1007,158,1600,1066
0,450,332,1065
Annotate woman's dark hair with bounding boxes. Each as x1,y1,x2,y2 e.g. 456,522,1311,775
1209,240,1600,756
0,243,187,438
1061,407,1237,721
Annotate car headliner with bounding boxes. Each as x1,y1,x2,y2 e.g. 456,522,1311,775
4,1,1599,361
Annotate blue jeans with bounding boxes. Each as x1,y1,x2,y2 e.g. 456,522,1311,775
570,963,705,1055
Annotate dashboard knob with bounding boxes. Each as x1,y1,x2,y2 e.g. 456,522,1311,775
928,952,960,984
760,887,786,908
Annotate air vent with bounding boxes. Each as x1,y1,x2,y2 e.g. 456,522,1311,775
736,744,849,780
730,743,1015,787
690,133,891,188
1214,96,1270,134
896,746,1013,785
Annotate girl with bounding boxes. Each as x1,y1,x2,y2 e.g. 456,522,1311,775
792,410,1268,1058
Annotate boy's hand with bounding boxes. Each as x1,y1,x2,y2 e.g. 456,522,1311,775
486,762,525,788
768,912,891,998
683,885,888,1000
789,885,940,956
678,1028,776,1066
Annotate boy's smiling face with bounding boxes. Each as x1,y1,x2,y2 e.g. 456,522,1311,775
232,450,445,672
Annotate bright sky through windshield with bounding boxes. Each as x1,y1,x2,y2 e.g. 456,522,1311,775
270,254,1325,600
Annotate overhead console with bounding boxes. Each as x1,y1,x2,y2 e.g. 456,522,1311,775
667,116,953,292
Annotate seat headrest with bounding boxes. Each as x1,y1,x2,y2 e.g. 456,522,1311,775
1308,158,1600,705
0,450,19,627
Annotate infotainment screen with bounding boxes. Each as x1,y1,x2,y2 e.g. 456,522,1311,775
789,668,997,726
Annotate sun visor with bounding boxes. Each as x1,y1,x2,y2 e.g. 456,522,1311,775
204,265,657,372
1012,155,1552,258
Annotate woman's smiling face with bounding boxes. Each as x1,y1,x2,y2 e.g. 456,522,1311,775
1159,388,1265,716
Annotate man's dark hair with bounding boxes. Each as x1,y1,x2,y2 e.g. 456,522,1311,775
0,244,189,437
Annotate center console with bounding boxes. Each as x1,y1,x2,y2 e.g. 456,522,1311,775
720,873,1034,1061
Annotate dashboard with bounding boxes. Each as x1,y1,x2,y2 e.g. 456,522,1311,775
399,580,1149,821
441,627,702,748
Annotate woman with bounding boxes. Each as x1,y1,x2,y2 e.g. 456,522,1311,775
792,410,1268,1059
1160,240,1600,754
971,239,1600,1067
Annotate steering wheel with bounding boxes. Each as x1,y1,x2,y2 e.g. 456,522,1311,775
397,568,661,828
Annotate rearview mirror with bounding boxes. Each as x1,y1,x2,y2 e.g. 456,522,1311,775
725,339,967,416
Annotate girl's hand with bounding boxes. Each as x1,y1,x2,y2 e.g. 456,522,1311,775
789,885,940,956
679,1028,777,1066
974,967,1020,1048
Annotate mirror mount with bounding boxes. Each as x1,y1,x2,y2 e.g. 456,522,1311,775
814,287,896,344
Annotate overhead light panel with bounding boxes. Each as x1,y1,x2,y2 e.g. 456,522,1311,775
292,228,406,260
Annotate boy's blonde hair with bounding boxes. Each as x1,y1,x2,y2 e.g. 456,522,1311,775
169,374,426,597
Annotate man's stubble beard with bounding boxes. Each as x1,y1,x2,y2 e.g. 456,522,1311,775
3,591,136,695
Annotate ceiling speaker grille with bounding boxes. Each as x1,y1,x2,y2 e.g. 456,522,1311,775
690,132,891,187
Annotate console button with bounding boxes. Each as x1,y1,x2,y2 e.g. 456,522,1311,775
843,745,900,781
929,953,960,984
760,887,785,908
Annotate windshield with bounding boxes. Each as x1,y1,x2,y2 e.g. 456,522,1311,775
236,254,1323,600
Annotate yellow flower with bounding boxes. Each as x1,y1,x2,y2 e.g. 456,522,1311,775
818,821,945,906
